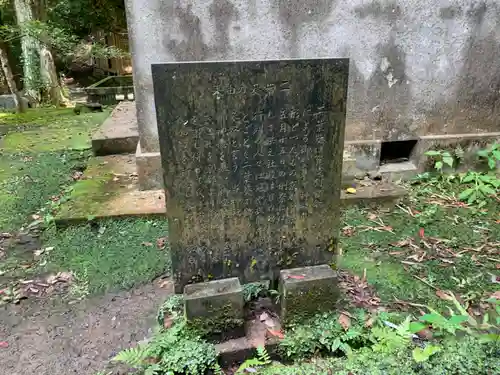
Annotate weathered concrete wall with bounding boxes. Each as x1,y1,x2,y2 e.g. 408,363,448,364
125,0,500,160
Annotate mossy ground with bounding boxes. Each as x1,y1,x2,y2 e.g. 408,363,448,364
1,107,498,305
340,181,499,309
0,108,109,230
0,108,169,296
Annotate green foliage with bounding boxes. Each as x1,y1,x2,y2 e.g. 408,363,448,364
48,0,127,37
279,310,370,359
424,150,454,172
412,344,441,363
113,345,149,367
114,321,219,375
477,142,500,170
458,171,499,206
236,347,272,374
423,144,499,207
157,294,184,327
242,281,279,303
43,218,169,294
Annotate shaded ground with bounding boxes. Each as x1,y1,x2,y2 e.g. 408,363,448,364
0,282,174,375
340,184,499,310
0,108,498,374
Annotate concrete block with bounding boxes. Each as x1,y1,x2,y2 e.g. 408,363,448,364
279,265,338,325
342,140,382,178
414,132,500,172
91,102,139,156
184,277,245,340
136,141,163,190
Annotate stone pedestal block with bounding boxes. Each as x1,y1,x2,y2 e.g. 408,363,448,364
184,277,245,340
279,265,339,325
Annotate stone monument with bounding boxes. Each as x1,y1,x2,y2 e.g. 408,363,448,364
152,58,348,326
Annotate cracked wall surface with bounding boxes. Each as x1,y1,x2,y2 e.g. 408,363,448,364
125,0,500,158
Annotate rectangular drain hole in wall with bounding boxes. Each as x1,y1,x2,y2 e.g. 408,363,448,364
380,139,418,165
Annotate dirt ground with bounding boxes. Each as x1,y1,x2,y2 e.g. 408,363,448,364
0,282,174,375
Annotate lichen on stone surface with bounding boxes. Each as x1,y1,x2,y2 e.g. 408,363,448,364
283,284,338,326
187,301,244,336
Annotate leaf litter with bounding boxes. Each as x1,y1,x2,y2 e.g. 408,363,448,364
338,270,381,312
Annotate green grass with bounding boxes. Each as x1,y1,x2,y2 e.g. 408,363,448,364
43,218,170,294
0,108,109,230
0,107,171,297
340,183,499,308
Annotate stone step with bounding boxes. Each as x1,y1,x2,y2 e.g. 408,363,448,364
56,152,406,225
91,101,139,156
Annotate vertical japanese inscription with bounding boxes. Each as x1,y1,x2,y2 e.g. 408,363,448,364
152,59,349,292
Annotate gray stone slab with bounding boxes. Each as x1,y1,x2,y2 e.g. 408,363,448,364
91,102,139,156
279,265,338,325
152,58,348,291
184,277,244,340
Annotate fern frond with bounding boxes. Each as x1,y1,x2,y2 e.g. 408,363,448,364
211,362,225,375
236,358,268,374
113,345,149,366
257,346,271,364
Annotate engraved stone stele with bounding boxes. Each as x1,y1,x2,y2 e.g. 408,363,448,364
279,265,339,325
152,58,349,293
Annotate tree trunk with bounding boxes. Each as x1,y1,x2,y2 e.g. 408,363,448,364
35,0,70,107
13,0,41,104
0,40,25,113
39,45,70,106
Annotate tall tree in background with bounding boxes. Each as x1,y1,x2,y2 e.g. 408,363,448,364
13,0,40,102
2,0,127,106
34,0,69,106
0,38,24,112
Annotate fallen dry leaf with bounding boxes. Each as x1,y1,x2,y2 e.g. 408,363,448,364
141,242,153,247
436,290,453,301
267,329,284,339
364,317,375,328
158,279,171,288
156,237,168,249
57,272,72,282
31,214,41,220
339,312,351,330
367,213,378,221
342,226,355,237
440,258,454,264
163,316,174,329
389,251,405,256
490,291,500,299
391,238,412,247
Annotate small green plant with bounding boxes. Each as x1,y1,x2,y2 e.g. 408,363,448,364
458,172,499,206
236,346,271,374
279,310,370,359
113,322,219,375
69,268,90,301
157,294,184,327
424,150,455,172
242,282,280,303
477,142,500,170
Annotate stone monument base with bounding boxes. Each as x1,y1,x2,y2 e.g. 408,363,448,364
279,265,339,326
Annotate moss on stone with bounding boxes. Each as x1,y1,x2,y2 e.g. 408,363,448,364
55,158,119,220
282,284,338,326
187,301,244,337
